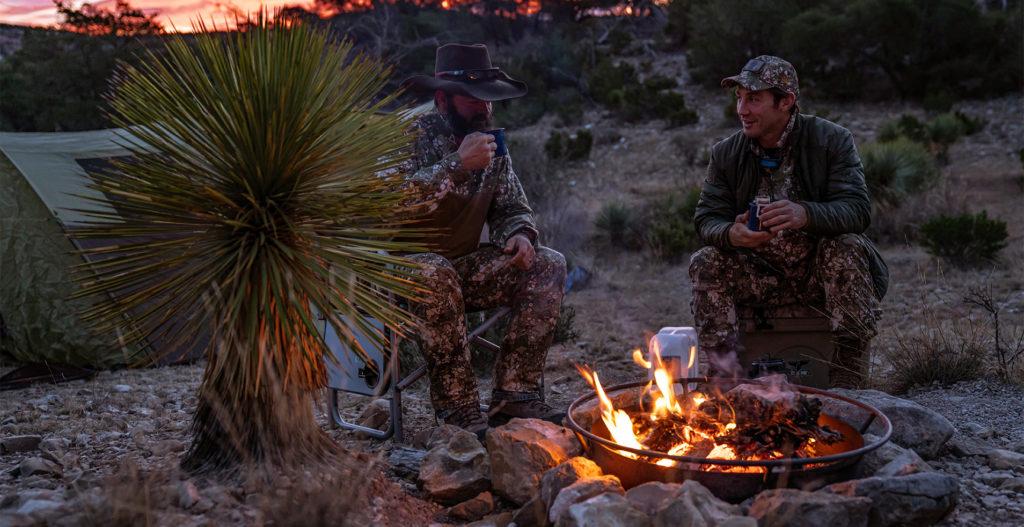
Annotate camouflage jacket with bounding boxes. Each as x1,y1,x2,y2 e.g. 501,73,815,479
695,113,889,298
400,111,537,260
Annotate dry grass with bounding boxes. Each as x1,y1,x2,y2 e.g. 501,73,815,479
883,321,987,393
80,461,160,527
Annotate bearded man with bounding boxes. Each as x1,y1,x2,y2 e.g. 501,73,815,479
400,43,566,436
690,56,889,388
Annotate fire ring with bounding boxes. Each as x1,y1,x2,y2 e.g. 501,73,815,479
566,377,894,501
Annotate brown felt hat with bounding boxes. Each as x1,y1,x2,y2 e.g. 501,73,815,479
402,43,528,102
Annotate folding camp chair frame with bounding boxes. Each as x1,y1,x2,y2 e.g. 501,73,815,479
327,306,510,443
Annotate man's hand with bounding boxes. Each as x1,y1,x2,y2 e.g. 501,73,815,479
503,234,535,270
728,210,774,248
758,200,808,233
458,132,496,171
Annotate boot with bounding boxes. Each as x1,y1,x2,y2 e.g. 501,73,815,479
830,334,869,389
489,398,566,426
441,404,489,440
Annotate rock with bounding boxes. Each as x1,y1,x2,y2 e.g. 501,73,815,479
38,437,69,455
1006,439,1024,454
487,418,582,505
960,421,988,436
177,480,201,509
625,482,680,516
151,439,186,456
512,496,548,527
418,427,490,505
16,458,62,478
824,472,959,527
0,435,42,454
540,457,604,510
856,435,930,478
73,434,90,447
558,493,651,527
355,399,391,439
945,433,993,457
976,470,1015,488
548,476,624,526
388,446,428,479
826,389,954,459
112,384,132,393
449,491,495,522
650,480,746,527
468,511,514,527
716,519,758,527
875,451,932,477
748,489,871,527
987,448,1024,470
16,499,62,516
96,431,122,443
1001,477,1024,493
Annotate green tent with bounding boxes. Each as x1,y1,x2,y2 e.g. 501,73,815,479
0,129,174,368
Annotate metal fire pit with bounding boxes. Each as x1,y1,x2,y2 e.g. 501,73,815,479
566,377,893,503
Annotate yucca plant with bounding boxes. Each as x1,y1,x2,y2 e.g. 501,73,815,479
71,12,426,474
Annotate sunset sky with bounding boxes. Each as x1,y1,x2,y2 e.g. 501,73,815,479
0,1,320,32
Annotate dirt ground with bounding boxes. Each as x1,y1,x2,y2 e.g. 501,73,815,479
2,56,1023,525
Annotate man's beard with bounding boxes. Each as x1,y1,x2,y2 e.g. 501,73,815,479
447,106,492,136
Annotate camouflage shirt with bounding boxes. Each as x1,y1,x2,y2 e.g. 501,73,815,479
400,111,537,260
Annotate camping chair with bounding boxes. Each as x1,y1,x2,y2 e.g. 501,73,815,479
322,306,511,443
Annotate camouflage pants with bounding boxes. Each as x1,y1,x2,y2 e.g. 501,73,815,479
408,245,566,417
689,234,880,368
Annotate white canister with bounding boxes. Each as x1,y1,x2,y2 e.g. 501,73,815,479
647,327,700,393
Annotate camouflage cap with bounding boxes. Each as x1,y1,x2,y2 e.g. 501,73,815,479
721,55,799,98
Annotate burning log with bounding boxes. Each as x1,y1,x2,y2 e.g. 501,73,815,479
708,382,842,458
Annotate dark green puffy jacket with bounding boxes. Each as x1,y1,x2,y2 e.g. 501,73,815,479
694,113,889,299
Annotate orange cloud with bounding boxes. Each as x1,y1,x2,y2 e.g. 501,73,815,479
0,1,319,32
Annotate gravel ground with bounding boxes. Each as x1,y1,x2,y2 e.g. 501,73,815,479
904,380,1024,526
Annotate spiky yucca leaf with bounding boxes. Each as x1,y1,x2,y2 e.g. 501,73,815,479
71,12,427,472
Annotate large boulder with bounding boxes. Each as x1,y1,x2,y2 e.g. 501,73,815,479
624,482,680,516
748,489,871,527
824,472,959,527
548,476,624,526
0,436,42,454
856,434,931,478
540,457,605,511
825,389,954,459
649,481,748,527
487,418,583,505
417,427,491,505
557,493,651,527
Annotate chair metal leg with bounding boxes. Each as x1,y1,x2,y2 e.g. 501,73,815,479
328,388,395,440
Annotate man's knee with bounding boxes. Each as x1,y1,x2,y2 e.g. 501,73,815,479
818,234,870,270
532,246,567,290
409,253,461,304
689,246,728,286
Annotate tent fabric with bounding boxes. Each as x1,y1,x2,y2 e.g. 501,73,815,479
0,130,157,368
0,129,131,227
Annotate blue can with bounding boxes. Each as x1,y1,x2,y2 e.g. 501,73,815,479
747,197,770,231
484,128,507,157
747,200,760,231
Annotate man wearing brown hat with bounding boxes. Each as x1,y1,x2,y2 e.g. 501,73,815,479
689,55,889,388
399,43,567,436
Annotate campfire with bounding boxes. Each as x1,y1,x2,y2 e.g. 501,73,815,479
567,340,893,501
575,342,841,473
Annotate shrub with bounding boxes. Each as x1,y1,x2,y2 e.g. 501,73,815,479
860,138,938,205
595,201,640,249
607,28,634,55
926,112,965,162
587,59,698,128
919,211,1008,266
553,304,581,344
884,323,986,393
545,129,593,161
642,187,702,262
922,90,956,113
588,59,636,107
877,114,927,143
954,111,985,135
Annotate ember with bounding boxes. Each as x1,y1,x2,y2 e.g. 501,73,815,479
576,343,842,473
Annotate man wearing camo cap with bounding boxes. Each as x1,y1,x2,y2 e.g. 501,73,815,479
689,55,889,388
